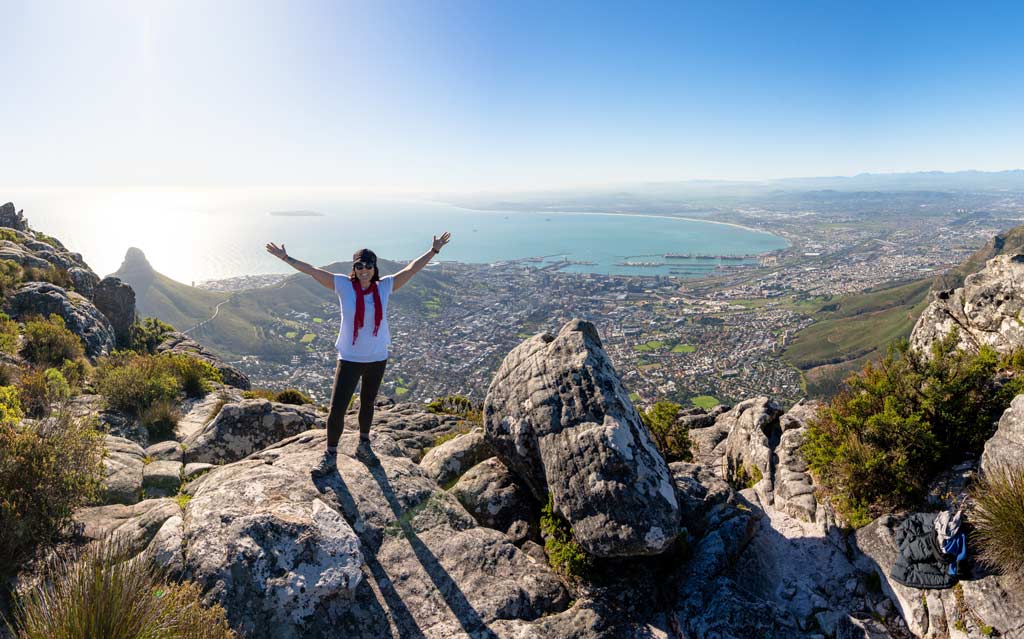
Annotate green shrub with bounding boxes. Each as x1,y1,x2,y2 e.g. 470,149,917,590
31,230,61,249
0,363,15,387
0,403,104,577
140,398,181,440
425,394,482,423
803,332,1024,523
0,384,24,427
242,388,278,401
0,228,21,243
166,353,221,397
94,351,182,415
540,495,591,579
0,259,22,297
0,311,20,354
6,537,237,639
972,463,1024,580
640,400,692,463
17,367,71,418
58,357,89,393
21,265,74,289
21,314,85,368
274,388,312,405
130,316,175,354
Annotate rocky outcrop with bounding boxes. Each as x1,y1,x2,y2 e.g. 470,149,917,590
981,393,1024,475
450,457,535,543
720,396,784,499
911,254,1024,356
4,282,116,358
181,399,322,464
419,429,494,486
101,435,146,505
92,276,136,349
774,399,825,523
156,331,251,390
0,202,28,231
173,430,569,639
483,319,680,558
74,497,181,554
366,402,470,461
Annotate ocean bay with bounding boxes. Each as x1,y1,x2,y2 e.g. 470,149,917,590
8,188,788,284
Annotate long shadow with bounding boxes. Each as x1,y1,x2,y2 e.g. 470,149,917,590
314,470,426,639
362,449,498,639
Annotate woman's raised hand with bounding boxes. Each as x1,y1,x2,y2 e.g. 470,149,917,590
432,232,451,253
265,242,288,260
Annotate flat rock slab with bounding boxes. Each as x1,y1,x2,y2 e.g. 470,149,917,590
143,460,183,495
483,319,680,557
183,462,215,481
73,498,181,554
177,429,569,639
182,399,322,464
145,440,183,462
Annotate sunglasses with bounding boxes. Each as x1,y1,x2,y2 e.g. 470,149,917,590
353,261,375,270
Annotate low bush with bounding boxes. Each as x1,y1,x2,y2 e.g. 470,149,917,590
0,259,21,297
95,351,182,415
166,353,221,397
274,388,312,405
140,398,181,440
17,367,71,418
0,311,20,354
971,463,1024,581
803,331,1024,524
0,228,21,243
6,537,237,638
425,394,482,424
21,265,74,290
130,316,175,354
21,314,85,368
0,399,104,577
242,388,278,401
540,495,591,580
640,400,692,463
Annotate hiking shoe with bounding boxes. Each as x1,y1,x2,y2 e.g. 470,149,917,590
355,439,378,465
311,450,338,478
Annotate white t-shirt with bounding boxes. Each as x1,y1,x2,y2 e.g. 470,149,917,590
333,274,395,362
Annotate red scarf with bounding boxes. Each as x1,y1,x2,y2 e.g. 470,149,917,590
351,278,383,345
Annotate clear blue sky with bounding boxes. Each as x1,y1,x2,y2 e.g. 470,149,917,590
2,0,1022,191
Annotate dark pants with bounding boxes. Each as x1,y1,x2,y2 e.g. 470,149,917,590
326,359,387,448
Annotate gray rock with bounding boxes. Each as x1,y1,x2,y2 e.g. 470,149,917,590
450,457,535,543
911,254,1024,357
181,399,322,464
0,202,29,231
68,266,100,298
4,282,116,358
150,514,185,576
175,387,243,441
143,460,183,495
483,319,680,558
669,462,735,540
101,435,145,505
774,400,824,523
176,429,568,638
156,331,251,390
145,440,183,462
720,397,784,500
366,402,470,461
92,276,136,349
981,393,1024,476
73,498,181,554
419,429,493,486
183,462,215,480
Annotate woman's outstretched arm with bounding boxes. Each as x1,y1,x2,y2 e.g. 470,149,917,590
393,232,450,292
265,242,335,291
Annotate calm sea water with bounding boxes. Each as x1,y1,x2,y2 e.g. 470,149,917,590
5,188,787,284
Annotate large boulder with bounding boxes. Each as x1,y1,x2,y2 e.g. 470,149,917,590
981,393,1024,475
173,429,569,639
911,254,1024,356
720,397,784,500
181,399,322,464
92,276,136,349
156,331,251,390
4,281,116,358
483,319,680,558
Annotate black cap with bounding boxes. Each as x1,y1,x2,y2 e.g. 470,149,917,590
353,248,377,265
